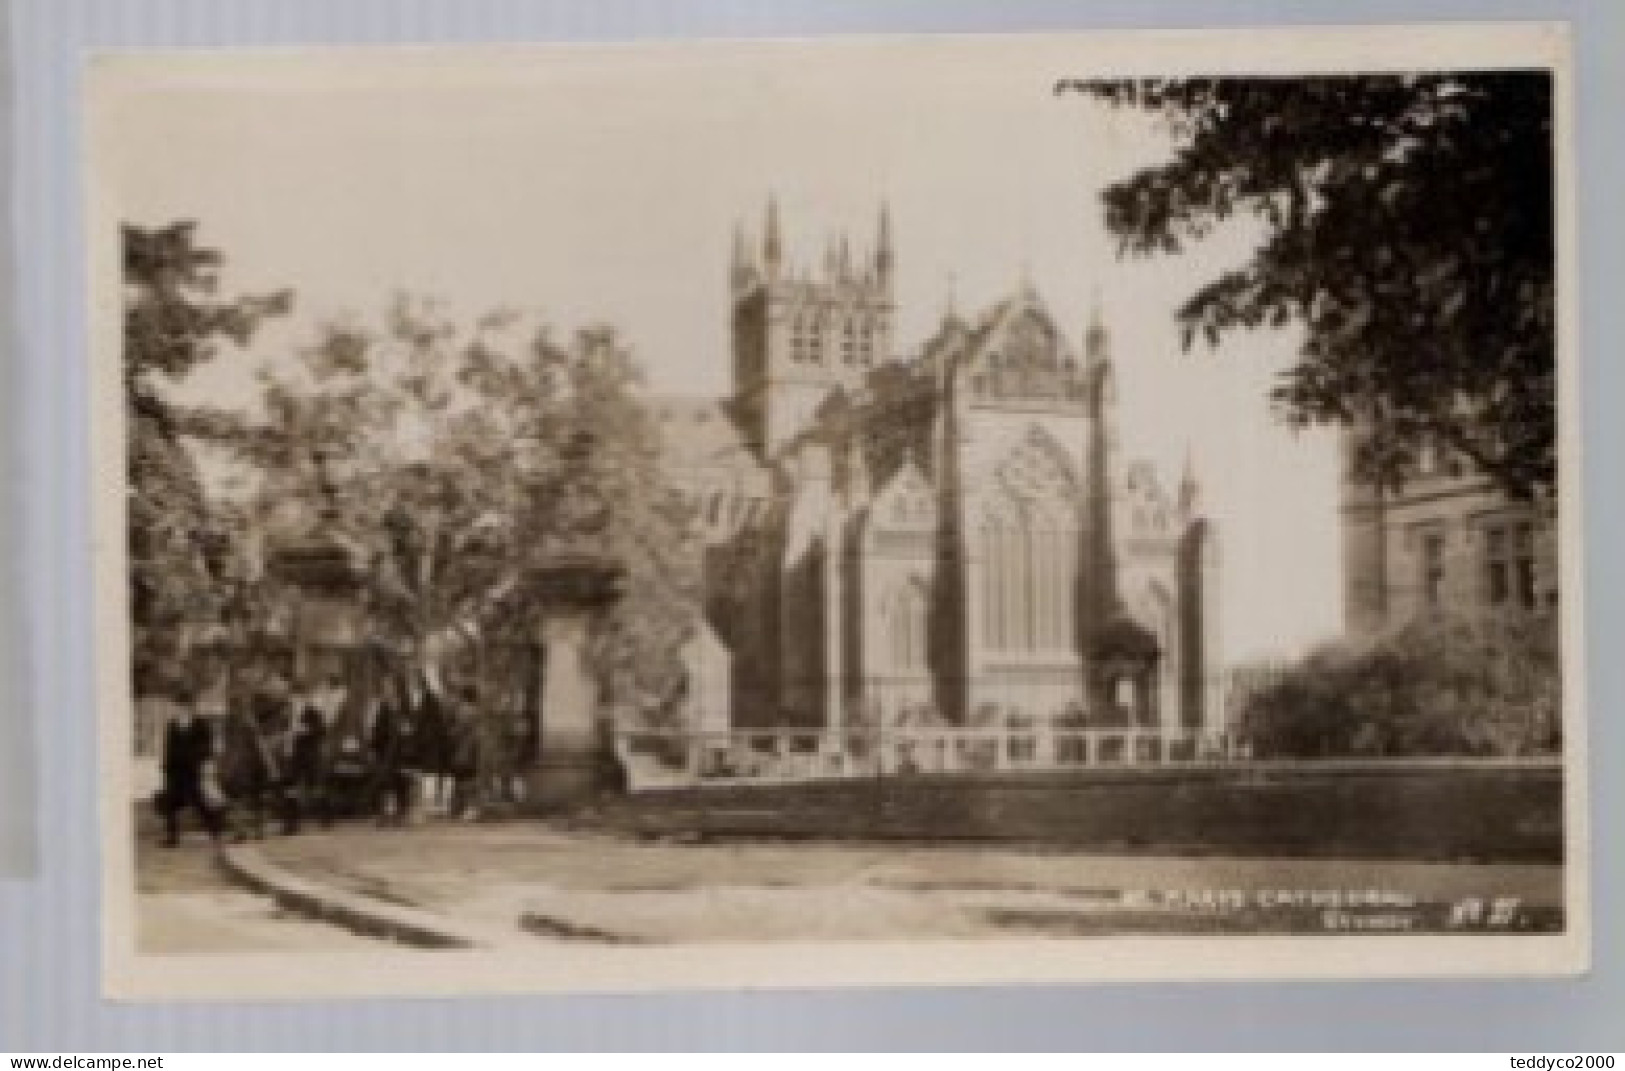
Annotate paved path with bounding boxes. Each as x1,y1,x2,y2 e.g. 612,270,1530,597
248,823,1564,945
137,829,388,954
139,820,1565,951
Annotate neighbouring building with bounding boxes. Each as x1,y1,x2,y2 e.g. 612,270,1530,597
655,199,1224,736
1339,433,1559,635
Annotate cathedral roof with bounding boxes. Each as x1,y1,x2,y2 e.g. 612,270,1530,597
651,396,766,483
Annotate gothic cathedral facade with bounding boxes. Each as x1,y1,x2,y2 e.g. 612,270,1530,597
658,200,1224,736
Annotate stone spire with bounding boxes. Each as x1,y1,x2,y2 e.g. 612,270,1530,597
943,271,961,325
875,201,894,290
731,222,754,291
1179,444,1201,515
763,195,783,278
1085,288,1109,362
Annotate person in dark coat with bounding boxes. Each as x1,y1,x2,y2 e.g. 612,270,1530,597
369,688,413,825
446,685,483,820
219,695,280,841
160,685,222,847
280,705,329,835
498,698,537,804
326,729,372,818
410,678,450,815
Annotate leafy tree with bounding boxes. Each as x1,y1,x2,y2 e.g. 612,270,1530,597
852,361,939,481
123,222,291,666
1235,613,1560,758
239,300,702,720
243,299,511,651
1073,74,1555,498
460,321,704,713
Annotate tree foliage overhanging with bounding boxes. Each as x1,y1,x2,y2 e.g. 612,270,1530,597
1073,74,1555,498
123,222,292,637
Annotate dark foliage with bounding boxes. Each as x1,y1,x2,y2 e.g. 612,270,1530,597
123,222,292,636
1075,74,1555,498
1234,613,1560,758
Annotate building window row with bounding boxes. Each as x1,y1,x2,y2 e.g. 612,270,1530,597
790,314,877,366
1410,517,1541,611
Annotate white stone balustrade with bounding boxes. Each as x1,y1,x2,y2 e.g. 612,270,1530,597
613,723,1237,789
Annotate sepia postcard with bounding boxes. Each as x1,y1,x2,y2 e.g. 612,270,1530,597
89,23,1586,999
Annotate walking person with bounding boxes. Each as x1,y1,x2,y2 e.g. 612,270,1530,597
447,684,483,821
411,672,450,817
498,691,536,806
159,683,223,848
395,675,429,823
369,681,413,826
219,695,279,841
280,706,329,835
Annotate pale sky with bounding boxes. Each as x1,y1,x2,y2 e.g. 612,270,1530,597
96,38,1345,663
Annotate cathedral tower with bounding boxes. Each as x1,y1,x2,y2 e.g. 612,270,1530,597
731,198,896,457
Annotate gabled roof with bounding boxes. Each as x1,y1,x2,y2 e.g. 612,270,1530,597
952,280,1081,377
651,395,770,492
651,396,750,464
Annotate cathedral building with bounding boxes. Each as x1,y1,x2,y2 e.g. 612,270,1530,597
657,200,1223,737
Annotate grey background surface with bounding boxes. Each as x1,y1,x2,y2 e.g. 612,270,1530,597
2,0,1619,1051
1,0,38,879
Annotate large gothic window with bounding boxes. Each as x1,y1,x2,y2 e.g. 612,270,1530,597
978,429,1082,655
980,513,1077,654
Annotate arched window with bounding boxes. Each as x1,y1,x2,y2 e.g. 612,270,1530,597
891,580,928,671
1014,515,1035,651
1036,528,1055,648
981,521,1005,649
791,314,810,363
842,318,858,365
1043,524,1077,651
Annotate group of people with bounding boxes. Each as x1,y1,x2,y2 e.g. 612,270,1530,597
155,669,538,847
